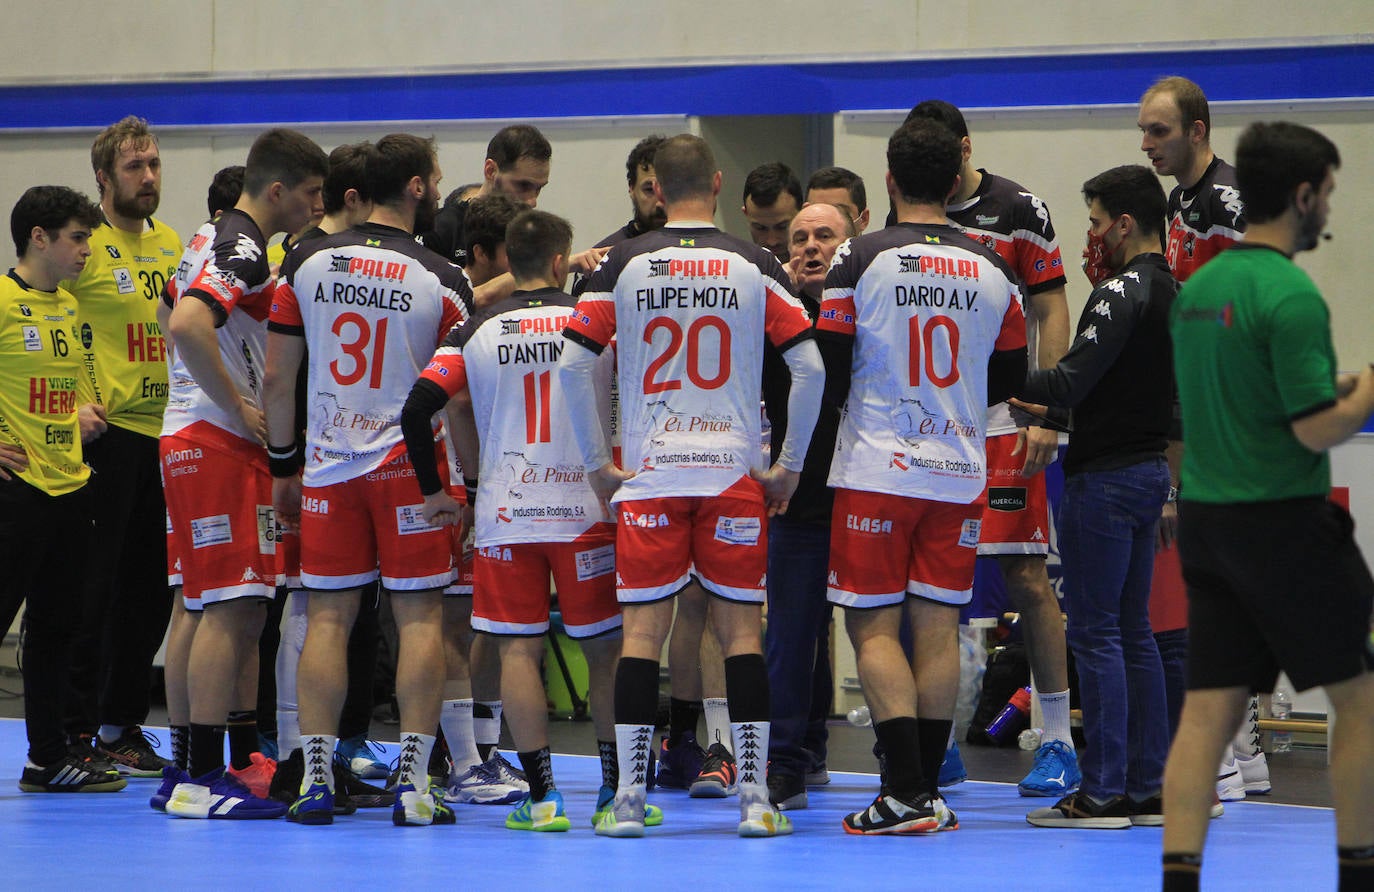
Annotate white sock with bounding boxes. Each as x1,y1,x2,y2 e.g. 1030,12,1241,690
301,734,336,794
731,720,768,802
275,591,308,757
1231,696,1262,757
1039,689,1074,750
614,723,654,797
475,700,502,756
440,698,482,772
397,732,436,789
98,724,126,745
704,697,732,753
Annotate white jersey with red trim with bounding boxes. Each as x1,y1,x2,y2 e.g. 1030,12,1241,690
160,210,274,449
563,224,812,502
817,222,1027,504
420,287,613,546
272,222,470,486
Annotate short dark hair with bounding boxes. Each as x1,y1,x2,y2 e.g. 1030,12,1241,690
444,183,481,209
1236,122,1340,224
1081,165,1168,238
367,133,437,207
486,125,552,171
653,134,717,204
806,166,867,212
207,165,244,219
243,128,329,197
626,135,668,186
463,192,526,264
323,142,374,216
90,115,157,197
903,99,969,140
1143,76,1211,140
742,161,802,209
11,185,102,256
505,209,573,282
887,119,962,206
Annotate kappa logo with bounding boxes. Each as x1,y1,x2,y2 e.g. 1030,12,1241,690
1102,278,1126,295
828,570,839,586
231,234,262,262
1215,184,1244,226
1081,324,1099,343
1019,191,1051,233
1122,271,1141,282
1031,528,1046,541
241,567,261,583
1091,299,1112,319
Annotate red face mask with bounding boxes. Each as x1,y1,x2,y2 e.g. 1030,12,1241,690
1081,217,1123,286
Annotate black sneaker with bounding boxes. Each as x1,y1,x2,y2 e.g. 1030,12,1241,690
767,771,808,810
268,749,362,815
1026,791,1132,829
334,756,390,809
20,752,128,792
842,790,956,835
97,727,173,778
67,735,119,775
689,742,737,798
1128,794,1164,827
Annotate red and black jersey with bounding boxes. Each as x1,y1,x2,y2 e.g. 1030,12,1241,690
947,170,1067,296
1166,156,1245,282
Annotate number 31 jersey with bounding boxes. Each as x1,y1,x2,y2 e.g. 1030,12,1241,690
564,225,813,503
272,222,470,487
818,222,1026,505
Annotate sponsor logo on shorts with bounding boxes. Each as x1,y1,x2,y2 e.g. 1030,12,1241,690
958,518,981,548
301,496,329,514
478,545,513,562
575,543,615,581
714,516,761,546
622,510,670,529
846,514,893,534
987,487,1028,512
256,506,277,555
190,514,233,550
395,505,432,536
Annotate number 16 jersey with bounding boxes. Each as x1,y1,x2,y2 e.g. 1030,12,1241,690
564,224,813,503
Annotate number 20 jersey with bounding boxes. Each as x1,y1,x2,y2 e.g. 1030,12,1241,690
817,223,1027,505
564,225,813,502
272,222,470,487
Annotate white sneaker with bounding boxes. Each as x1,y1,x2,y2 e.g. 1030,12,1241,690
1215,756,1245,802
446,762,523,805
739,797,793,837
1235,750,1271,795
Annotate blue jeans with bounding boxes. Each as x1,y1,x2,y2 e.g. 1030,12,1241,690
1059,458,1170,800
764,516,831,777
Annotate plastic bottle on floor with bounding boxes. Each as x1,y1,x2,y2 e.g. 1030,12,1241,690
1270,688,1292,753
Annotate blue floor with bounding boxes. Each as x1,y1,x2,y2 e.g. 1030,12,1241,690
0,719,1335,890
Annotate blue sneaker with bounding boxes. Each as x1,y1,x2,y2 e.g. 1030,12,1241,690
506,790,572,832
337,735,388,780
938,741,967,788
592,784,663,828
655,731,705,790
1018,739,1082,798
287,782,335,825
164,767,287,819
150,765,191,812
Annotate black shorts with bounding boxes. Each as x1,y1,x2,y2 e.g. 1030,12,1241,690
1178,497,1374,693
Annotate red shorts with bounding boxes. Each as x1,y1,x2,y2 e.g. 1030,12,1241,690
278,524,301,590
443,484,475,596
299,453,454,593
615,477,767,604
827,487,982,608
161,433,277,610
472,526,621,637
977,432,1051,555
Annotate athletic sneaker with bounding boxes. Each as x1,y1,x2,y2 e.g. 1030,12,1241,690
334,758,391,809
804,760,830,786
227,752,277,799
1128,793,1226,825
938,741,968,787
842,791,957,835
1018,740,1082,797
690,742,737,798
767,771,807,810
739,798,794,837
592,784,663,828
150,766,191,811
18,752,127,793
446,761,524,805
1025,791,1132,829
483,752,528,789
165,767,287,819
655,731,706,789
67,734,119,775
337,735,388,780
594,789,648,838
506,790,572,832
1235,750,1271,794
1216,757,1246,802
96,726,173,778
287,783,336,825
392,782,456,827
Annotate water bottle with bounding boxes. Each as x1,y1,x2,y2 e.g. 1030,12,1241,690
1270,688,1293,753
985,687,1032,745
847,705,872,727
1018,727,1045,751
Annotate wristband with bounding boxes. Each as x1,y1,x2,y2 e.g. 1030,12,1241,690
268,442,299,479
463,476,479,504
1166,485,1179,503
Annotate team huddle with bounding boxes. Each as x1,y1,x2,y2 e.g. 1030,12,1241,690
2,73,1372,887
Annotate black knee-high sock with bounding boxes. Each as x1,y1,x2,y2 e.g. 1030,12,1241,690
226,710,258,770
614,657,661,726
916,717,952,798
1162,853,1201,892
189,723,225,779
1339,844,1374,891
518,747,555,801
874,716,922,800
723,654,769,722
